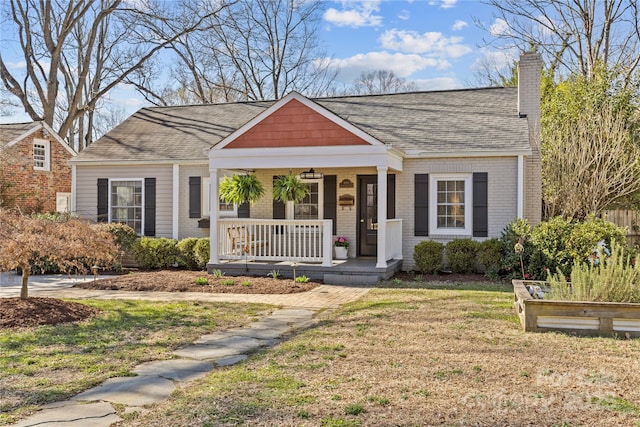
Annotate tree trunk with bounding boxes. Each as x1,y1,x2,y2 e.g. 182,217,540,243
20,265,30,299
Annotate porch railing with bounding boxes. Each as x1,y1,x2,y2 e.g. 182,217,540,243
217,219,333,266
385,219,403,260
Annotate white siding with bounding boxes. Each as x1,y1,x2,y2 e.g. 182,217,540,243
399,157,518,271
178,164,209,240
75,164,174,238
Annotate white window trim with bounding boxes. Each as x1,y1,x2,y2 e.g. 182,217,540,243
203,176,238,218
295,178,323,220
33,138,50,171
429,173,472,236
108,178,145,235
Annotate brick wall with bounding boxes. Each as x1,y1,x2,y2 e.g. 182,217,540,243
1,129,73,213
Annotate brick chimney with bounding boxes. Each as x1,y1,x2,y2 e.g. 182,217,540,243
517,52,542,136
517,52,542,225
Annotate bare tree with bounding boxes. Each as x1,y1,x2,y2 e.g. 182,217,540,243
0,0,229,150
352,70,418,95
481,0,640,81
542,90,640,219
134,0,336,105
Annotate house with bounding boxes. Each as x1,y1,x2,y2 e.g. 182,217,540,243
71,53,542,281
0,121,76,213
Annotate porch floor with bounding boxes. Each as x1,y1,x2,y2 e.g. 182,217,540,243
207,258,402,286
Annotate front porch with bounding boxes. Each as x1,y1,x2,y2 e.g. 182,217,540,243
208,218,403,285
207,257,403,286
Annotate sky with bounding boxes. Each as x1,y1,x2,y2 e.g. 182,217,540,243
1,0,512,124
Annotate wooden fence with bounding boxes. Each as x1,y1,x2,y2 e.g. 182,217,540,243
603,210,640,246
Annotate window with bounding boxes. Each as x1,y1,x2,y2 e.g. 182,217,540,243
294,180,323,220
202,176,237,217
430,174,472,235
33,139,50,171
110,180,143,234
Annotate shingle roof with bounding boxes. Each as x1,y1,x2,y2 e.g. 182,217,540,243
74,87,529,162
0,122,41,148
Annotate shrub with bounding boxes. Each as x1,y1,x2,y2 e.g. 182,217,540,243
100,223,138,253
295,275,310,283
413,240,444,274
530,216,575,276
131,237,178,269
445,238,479,273
548,241,640,303
194,238,210,270
565,214,628,263
499,218,533,279
194,276,208,286
177,237,200,270
477,238,503,278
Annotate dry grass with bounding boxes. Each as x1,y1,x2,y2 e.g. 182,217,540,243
116,280,640,427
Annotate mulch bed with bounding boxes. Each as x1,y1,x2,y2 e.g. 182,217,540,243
74,270,319,294
0,297,101,329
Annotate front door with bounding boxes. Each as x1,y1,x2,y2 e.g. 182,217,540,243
358,175,377,256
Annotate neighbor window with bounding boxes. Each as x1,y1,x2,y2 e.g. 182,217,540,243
110,180,143,234
33,139,50,171
294,180,323,220
429,174,472,235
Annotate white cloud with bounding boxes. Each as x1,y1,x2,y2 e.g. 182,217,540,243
6,61,27,69
379,29,471,58
413,77,463,91
428,0,457,8
397,9,410,20
452,20,468,31
326,51,451,82
323,1,383,28
489,18,511,37
470,48,518,74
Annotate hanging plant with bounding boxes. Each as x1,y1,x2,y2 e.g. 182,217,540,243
273,173,310,203
219,174,265,205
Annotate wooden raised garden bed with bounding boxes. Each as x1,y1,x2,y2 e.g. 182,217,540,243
513,280,640,337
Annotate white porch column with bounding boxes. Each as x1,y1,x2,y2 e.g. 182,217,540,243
209,168,220,264
517,155,524,218
376,166,388,269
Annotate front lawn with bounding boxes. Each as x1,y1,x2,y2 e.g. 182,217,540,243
115,280,640,426
0,300,272,425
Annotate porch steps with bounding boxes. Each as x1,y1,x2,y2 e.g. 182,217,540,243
207,258,402,286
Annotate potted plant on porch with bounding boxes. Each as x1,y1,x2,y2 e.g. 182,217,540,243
334,236,349,259
272,173,310,219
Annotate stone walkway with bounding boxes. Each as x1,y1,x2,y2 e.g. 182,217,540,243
4,273,371,427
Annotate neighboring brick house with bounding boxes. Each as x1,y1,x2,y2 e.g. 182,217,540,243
0,121,76,213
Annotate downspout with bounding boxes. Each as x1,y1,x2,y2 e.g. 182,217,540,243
517,155,524,218
172,164,179,240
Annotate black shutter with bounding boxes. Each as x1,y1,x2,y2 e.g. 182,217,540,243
473,172,488,237
238,202,250,218
189,176,201,218
323,175,337,234
387,174,396,220
97,178,108,223
273,176,285,219
144,178,156,236
414,174,429,236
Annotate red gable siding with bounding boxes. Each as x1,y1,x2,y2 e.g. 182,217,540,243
224,99,371,148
